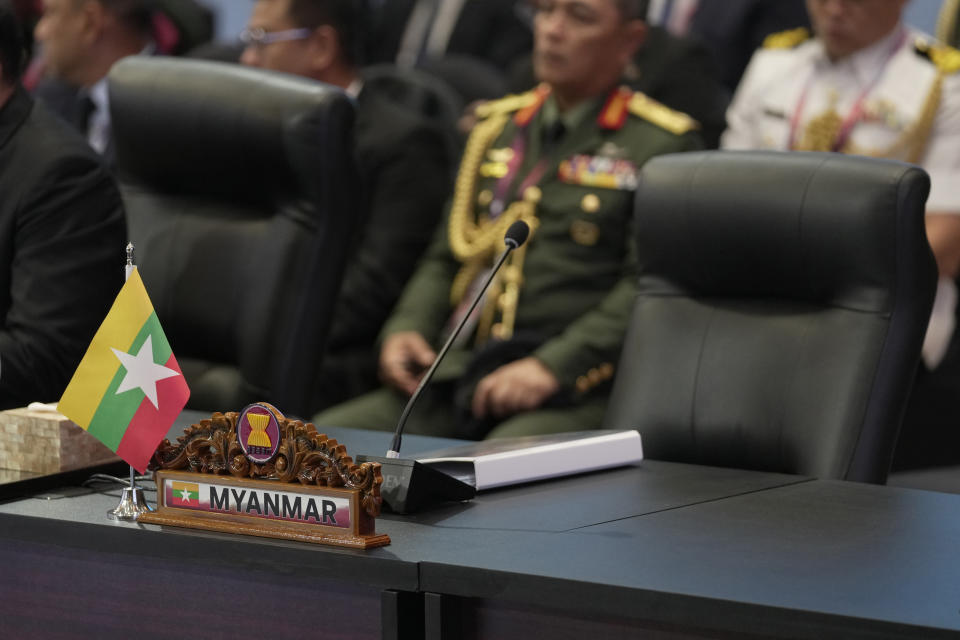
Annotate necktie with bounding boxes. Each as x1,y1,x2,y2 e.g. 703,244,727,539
75,94,96,136
543,120,566,151
397,0,441,68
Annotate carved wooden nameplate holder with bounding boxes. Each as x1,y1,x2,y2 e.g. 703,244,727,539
138,403,389,549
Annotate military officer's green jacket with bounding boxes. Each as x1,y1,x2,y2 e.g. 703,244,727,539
381,84,702,402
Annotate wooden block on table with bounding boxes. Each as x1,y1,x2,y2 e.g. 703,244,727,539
0,407,119,474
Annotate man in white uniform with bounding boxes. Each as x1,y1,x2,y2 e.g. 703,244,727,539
722,0,960,468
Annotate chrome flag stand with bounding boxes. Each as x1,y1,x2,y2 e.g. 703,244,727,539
107,244,153,521
107,465,153,520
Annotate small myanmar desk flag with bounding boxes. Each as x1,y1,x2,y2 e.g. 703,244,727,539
58,267,190,473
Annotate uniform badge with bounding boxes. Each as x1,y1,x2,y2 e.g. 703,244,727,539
523,186,542,203
581,194,601,213
570,220,600,246
596,141,628,159
558,154,638,190
863,99,903,129
487,147,515,163
762,106,787,120
480,162,509,178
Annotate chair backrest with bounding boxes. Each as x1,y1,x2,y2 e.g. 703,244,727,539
416,54,508,106
109,57,361,417
361,63,464,163
604,151,937,483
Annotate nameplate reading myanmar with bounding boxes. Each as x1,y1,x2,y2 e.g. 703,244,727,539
146,469,389,548
138,405,389,549
163,475,351,529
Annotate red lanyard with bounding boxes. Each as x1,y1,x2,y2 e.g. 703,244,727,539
789,28,907,152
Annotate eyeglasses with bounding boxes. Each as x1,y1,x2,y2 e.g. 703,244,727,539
239,27,313,48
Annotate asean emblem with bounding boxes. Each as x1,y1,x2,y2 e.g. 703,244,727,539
237,402,282,464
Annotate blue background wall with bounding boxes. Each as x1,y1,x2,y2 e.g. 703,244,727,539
905,0,944,33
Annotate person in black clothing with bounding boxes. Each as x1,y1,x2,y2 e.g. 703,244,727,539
31,0,155,163
0,1,126,408
365,0,532,72
683,0,810,93
241,0,454,409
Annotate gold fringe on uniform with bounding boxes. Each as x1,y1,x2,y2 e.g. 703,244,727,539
448,111,540,344
937,0,960,48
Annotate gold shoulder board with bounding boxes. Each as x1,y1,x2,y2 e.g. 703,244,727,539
763,27,811,50
628,93,699,135
914,39,960,74
475,91,542,119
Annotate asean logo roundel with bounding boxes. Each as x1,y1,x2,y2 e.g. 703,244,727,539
237,403,282,464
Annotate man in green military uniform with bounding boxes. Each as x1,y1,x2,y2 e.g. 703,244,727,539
315,0,701,439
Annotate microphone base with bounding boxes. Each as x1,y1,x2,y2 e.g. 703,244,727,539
358,455,477,514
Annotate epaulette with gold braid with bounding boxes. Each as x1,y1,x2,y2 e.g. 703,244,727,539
474,90,542,119
763,27,811,50
914,38,960,74
628,93,699,135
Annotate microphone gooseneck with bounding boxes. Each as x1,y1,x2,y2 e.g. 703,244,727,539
387,220,531,457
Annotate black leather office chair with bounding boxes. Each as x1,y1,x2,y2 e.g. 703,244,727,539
109,58,361,417
417,54,508,106
361,63,464,165
605,151,937,484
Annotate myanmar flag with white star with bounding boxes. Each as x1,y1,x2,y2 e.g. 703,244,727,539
58,268,190,472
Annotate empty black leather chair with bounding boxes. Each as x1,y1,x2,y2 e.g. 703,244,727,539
605,151,937,483
109,58,361,417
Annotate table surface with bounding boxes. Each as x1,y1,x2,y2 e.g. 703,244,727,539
2,412,959,639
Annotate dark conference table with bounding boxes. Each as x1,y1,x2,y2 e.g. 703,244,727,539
1,412,959,640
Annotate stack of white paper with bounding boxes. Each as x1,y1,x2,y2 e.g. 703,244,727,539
416,430,643,490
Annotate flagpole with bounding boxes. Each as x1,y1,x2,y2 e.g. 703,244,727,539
107,243,154,520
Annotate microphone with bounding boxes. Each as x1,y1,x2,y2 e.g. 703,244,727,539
388,219,530,457
358,220,531,513
504,218,530,249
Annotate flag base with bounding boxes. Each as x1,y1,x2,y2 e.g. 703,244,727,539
107,485,154,521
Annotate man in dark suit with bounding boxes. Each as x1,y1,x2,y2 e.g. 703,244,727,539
648,0,810,92
241,0,454,409
31,0,154,163
365,0,533,71
0,1,126,408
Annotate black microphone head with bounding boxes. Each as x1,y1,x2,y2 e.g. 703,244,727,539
504,220,530,249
